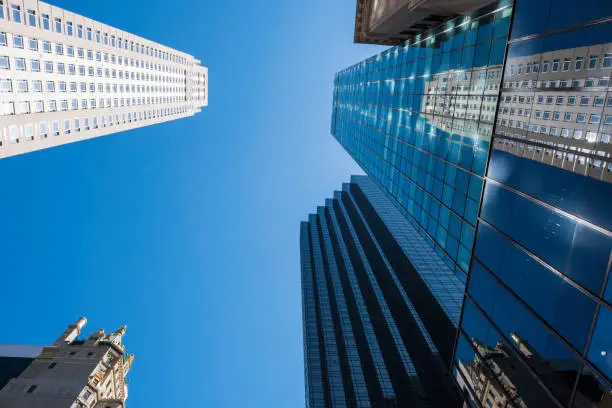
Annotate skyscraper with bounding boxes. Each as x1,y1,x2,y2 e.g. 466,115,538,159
0,0,208,158
0,317,134,408
331,0,612,406
301,175,464,407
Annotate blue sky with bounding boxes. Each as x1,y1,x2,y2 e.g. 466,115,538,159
0,0,385,406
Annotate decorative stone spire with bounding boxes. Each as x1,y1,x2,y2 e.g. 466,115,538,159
124,354,135,374
55,317,87,345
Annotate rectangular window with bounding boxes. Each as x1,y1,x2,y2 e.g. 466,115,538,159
54,17,62,33
17,80,27,92
604,53,612,69
40,13,51,30
564,112,572,121
33,101,43,113
32,80,42,92
13,34,23,48
27,9,36,26
0,78,11,92
575,56,584,70
594,96,605,106
66,21,73,36
576,113,586,123
26,385,37,394
589,114,601,124
55,44,63,55
44,61,53,73
40,122,48,138
28,38,37,50
57,63,65,74
11,4,21,23
51,120,59,135
605,115,612,125
86,28,92,41
95,30,100,43
67,46,74,57
0,55,9,69
68,64,75,74
59,81,66,92
42,41,51,53
0,32,6,46
46,81,55,92
77,48,84,58
542,60,549,73
562,58,570,72
15,57,25,70
77,24,83,38
588,55,598,69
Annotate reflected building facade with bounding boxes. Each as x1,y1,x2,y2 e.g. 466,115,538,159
301,175,464,407
332,0,612,407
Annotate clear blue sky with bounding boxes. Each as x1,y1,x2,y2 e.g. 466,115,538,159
0,0,385,406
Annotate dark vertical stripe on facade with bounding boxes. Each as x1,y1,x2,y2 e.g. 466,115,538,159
349,182,457,365
306,221,332,407
300,222,326,408
314,214,357,405
324,207,386,404
341,190,462,408
332,198,417,406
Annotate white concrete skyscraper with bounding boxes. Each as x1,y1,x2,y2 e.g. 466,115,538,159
0,0,208,158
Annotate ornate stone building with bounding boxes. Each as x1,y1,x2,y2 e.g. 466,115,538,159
0,317,134,408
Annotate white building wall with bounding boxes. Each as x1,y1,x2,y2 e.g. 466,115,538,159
0,0,208,158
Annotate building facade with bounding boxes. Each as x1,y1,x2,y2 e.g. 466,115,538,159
301,175,464,407
0,0,208,158
333,0,612,407
0,317,134,408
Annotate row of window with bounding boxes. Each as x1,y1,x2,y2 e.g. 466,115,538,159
0,32,184,78
504,76,611,89
503,93,612,107
0,106,189,146
1,2,189,65
0,95,186,115
495,138,612,170
503,108,612,125
499,119,611,143
0,77,183,96
507,54,612,76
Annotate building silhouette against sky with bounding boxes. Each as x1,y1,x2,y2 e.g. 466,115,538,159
0,0,207,158
315,0,612,406
0,317,133,408
300,175,464,407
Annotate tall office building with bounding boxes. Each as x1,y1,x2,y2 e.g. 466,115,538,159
331,0,612,407
0,0,208,158
300,175,464,407
0,317,134,408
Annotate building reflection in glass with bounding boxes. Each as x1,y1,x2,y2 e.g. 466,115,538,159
455,331,612,408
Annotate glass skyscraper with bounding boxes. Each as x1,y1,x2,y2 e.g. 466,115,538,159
324,0,612,407
301,175,464,407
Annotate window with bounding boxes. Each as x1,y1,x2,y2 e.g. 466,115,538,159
54,17,62,33
67,46,74,57
28,38,37,50
42,41,50,53
562,58,571,72
542,60,549,73
568,96,576,105
15,57,25,70
42,13,50,30
95,30,100,43
564,112,572,121
602,134,611,143
11,4,21,23
66,21,73,36
77,25,83,38
70,82,77,92
46,81,55,92
17,80,27,92
59,81,66,92
594,96,605,106
590,114,601,124
27,9,36,26
82,390,92,400
552,59,560,72
0,102,14,115
551,127,558,136
33,101,43,113
84,118,89,130
57,63,65,74
86,27,92,41
56,44,63,55
604,53,612,69
77,48,84,58
87,49,93,60
74,118,80,131
0,78,10,92
26,385,37,394
580,96,590,105
553,112,560,120
0,32,5,46
13,34,23,48
574,129,583,139
48,362,57,369
605,115,612,125
556,96,564,105
51,120,59,135
32,80,42,92
64,119,70,133
589,55,598,69
39,122,48,138
577,113,586,123
45,61,53,73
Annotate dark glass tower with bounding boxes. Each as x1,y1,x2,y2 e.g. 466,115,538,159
300,175,464,407
328,0,612,407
